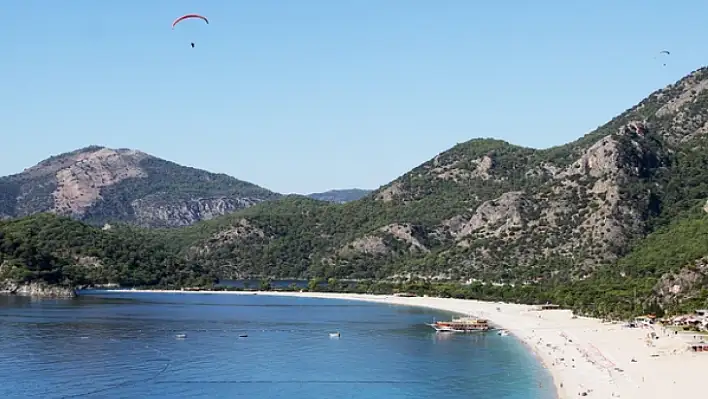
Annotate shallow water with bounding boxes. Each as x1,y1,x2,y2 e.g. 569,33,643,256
0,292,555,398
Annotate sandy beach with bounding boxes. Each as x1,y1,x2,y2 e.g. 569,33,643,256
119,289,707,398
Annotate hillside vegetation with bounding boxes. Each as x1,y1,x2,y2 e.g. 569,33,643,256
0,214,216,289
5,67,708,316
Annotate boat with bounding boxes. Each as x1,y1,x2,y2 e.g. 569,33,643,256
329,332,340,338
175,334,187,339
497,329,509,336
427,316,492,333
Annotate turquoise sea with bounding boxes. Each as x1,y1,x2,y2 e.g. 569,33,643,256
0,291,556,398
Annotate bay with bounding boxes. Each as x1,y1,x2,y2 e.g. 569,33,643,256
0,291,556,398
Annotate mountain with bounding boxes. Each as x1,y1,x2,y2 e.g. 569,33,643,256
0,146,281,227
307,189,372,203
175,66,708,309
5,67,708,315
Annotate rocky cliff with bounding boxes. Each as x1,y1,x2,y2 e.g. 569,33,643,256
0,146,281,227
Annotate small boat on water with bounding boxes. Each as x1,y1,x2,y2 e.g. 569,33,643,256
175,334,187,339
427,316,492,333
498,329,509,336
329,332,340,338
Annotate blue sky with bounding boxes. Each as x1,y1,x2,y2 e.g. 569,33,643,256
1,1,705,193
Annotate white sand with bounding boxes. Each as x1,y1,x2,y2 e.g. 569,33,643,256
121,290,707,398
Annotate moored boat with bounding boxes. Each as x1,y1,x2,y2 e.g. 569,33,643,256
427,316,492,333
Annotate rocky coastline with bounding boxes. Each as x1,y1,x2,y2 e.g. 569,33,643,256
0,280,76,298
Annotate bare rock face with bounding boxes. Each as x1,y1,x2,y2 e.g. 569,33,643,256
52,148,148,216
557,136,624,179
131,197,264,228
443,191,533,239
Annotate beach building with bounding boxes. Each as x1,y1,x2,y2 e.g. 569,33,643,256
635,314,656,326
668,310,708,332
687,342,708,352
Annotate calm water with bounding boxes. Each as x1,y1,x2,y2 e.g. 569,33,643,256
0,292,556,399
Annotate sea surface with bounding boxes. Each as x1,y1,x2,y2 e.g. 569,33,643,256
0,291,556,399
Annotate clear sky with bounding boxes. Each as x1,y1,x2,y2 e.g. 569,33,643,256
1,1,706,194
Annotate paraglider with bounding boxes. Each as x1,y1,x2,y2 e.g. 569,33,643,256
172,14,209,48
172,14,209,29
657,50,670,67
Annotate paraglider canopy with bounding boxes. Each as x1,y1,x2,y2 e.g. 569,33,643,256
172,14,209,29
172,14,208,48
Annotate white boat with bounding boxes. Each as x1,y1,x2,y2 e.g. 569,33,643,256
329,332,340,338
498,330,509,336
175,334,187,339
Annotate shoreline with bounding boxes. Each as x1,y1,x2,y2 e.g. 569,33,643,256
98,289,707,398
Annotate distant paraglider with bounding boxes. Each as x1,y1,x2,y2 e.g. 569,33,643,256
657,50,670,67
172,14,209,29
172,14,209,48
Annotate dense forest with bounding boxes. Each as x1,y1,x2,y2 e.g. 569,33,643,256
0,214,217,289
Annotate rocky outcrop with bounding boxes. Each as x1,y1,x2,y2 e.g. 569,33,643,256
431,155,495,182
375,182,405,202
339,223,431,257
189,218,268,257
442,191,534,239
0,280,76,298
651,257,708,307
131,197,264,227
